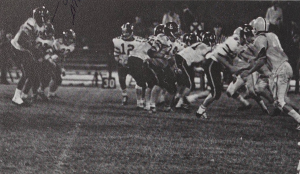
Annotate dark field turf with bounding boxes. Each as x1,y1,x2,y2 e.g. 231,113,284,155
0,85,300,173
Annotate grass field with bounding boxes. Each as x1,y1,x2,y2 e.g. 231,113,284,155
0,84,300,174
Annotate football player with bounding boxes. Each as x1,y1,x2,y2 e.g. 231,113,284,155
195,29,251,119
113,22,147,105
240,17,300,130
146,22,185,113
174,32,213,111
47,29,76,99
127,25,163,109
11,6,49,106
226,24,272,114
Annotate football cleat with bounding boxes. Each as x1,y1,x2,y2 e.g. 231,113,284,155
149,106,156,114
37,91,49,101
163,106,173,112
48,94,60,100
196,112,207,119
12,100,31,107
122,96,128,105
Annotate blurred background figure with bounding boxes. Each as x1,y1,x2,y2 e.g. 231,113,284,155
162,7,181,32
284,21,300,93
0,29,11,84
181,4,195,33
213,23,226,44
132,16,146,38
266,0,283,39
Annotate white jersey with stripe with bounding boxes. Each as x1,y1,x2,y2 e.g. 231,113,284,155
129,36,155,61
11,18,45,51
206,34,241,63
53,39,75,57
35,37,55,55
177,42,212,66
113,35,147,65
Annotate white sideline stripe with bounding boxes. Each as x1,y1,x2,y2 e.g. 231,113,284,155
54,93,88,173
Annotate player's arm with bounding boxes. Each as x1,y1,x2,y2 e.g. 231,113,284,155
112,39,121,62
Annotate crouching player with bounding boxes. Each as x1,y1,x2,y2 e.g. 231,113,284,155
146,22,185,113
174,32,213,112
127,24,164,109
196,30,251,119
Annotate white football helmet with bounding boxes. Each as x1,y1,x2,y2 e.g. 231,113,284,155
233,27,242,36
253,17,269,35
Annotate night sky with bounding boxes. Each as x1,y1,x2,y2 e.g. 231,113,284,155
1,0,299,45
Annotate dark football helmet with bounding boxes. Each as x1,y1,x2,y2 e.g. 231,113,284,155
195,29,205,42
154,24,164,36
164,22,178,38
62,29,76,45
182,33,190,45
188,33,198,46
41,23,55,39
202,31,216,46
121,22,133,39
33,6,50,26
241,24,254,39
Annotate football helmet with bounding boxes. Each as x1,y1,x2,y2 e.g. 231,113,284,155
182,33,190,45
187,33,198,46
164,22,178,38
241,24,254,39
253,17,269,35
202,31,216,46
121,22,133,39
33,6,50,26
154,24,164,36
195,29,205,42
62,29,76,45
41,23,55,39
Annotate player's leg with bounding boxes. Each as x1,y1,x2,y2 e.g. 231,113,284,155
117,65,129,105
128,56,148,109
12,50,33,106
48,63,62,99
226,74,251,110
196,60,222,118
273,62,300,130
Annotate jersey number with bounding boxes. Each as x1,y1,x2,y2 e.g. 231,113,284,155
121,43,134,55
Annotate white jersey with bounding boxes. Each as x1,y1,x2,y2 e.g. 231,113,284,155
206,34,241,63
53,39,75,58
11,18,45,51
177,42,212,66
129,36,155,61
113,35,147,65
151,33,186,58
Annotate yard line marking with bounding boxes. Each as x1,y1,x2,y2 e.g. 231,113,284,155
53,90,91,173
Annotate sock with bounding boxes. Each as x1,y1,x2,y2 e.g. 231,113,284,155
288,109,300,123
237,95,250,106
175,97,183,108
197,105,206,114
259,100,268,111
122,89,127,96
48,92,56,97
13,89,22,99
21,93,28,99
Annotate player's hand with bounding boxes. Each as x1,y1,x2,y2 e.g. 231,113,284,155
174,68,182,75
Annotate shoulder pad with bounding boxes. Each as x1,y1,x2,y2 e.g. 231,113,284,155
25,18,36,26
